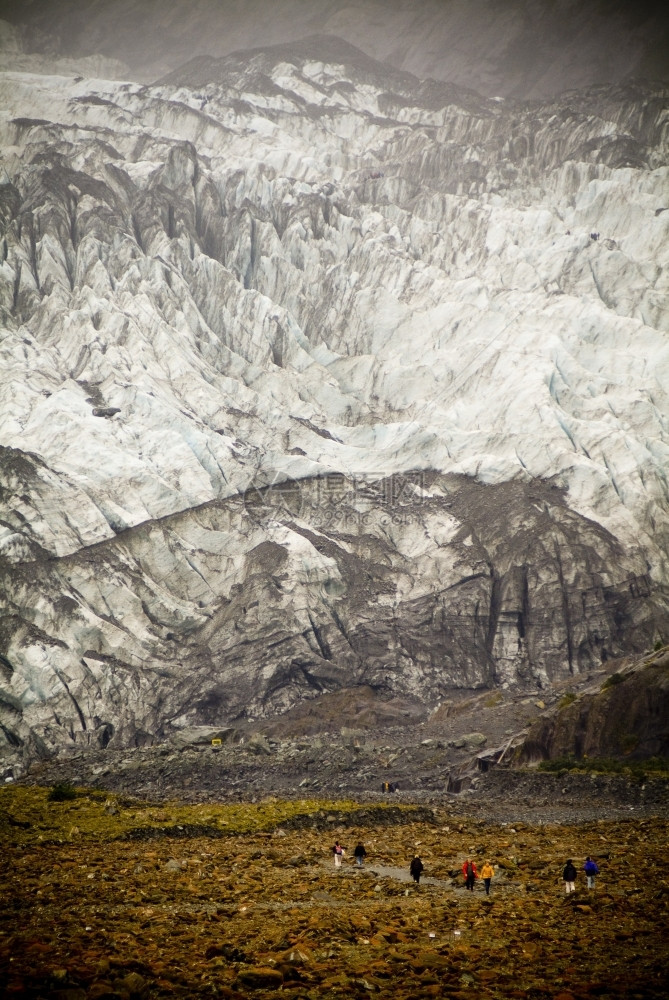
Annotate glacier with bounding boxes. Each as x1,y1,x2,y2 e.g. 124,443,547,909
0,29,668,767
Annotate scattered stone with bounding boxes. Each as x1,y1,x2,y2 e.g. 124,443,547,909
236,968,284,989
2,786,668,999
247,733,273,755
117,972,147,997
462,733,487,747
91,406,120,417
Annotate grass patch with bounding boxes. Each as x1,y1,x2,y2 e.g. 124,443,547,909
47,782,78,802
0,787,424,846
537,756,669,781
537,756,580,773
619,733,639,754
601,671,626,690
558,691,577,709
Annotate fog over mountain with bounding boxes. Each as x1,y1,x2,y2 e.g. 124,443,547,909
1,1,668,770
3,0,669,97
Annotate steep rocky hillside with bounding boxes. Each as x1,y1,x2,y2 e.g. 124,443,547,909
1,29,668,768
519,644,669,762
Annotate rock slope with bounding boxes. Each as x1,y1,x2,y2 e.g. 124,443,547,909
1,33,668,764
519,644,669,763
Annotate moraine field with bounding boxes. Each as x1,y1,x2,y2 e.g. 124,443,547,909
1,787,668,999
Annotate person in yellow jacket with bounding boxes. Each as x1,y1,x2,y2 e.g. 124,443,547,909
480,860,494,895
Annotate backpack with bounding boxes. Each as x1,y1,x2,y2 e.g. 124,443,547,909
467,862,474,877
585,860,598,875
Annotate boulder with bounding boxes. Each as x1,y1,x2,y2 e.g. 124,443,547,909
246,733,273,755
236,967,284,989
462,733,487,748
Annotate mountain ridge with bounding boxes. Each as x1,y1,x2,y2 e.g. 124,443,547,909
3,0,668,97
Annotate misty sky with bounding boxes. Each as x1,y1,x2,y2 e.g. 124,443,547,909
1,0,668,98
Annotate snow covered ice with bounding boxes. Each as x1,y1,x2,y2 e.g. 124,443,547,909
0,31,668,760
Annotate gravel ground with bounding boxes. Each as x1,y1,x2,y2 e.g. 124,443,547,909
16,733,668,825
11,675,668,824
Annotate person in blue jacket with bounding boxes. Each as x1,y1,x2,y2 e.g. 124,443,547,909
584,856,599,889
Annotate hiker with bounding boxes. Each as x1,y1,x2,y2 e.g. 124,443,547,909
462,858,477,891
410,855,424,884
354,842,366,867
584,856,599,889
563,858,577,893
332,841,345,868
480,860,494,895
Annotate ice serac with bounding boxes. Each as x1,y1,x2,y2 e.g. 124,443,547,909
0,35,668,766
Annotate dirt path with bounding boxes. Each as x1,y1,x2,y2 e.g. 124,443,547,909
320,859,514,896
320,861,520,899
321,857,446,884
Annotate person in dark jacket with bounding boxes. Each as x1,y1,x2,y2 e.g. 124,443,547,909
583,856,599,889
563,859,577,893
354,842,367,867
410,855,424,884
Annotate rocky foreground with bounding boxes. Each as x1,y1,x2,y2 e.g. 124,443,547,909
1,786,668,999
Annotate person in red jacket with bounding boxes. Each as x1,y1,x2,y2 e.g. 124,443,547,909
462,858,477,891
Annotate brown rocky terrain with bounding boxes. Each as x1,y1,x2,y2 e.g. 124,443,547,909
3,649,668,997
1,787,668,999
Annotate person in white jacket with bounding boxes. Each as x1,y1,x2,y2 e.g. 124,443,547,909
332,841,345,868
